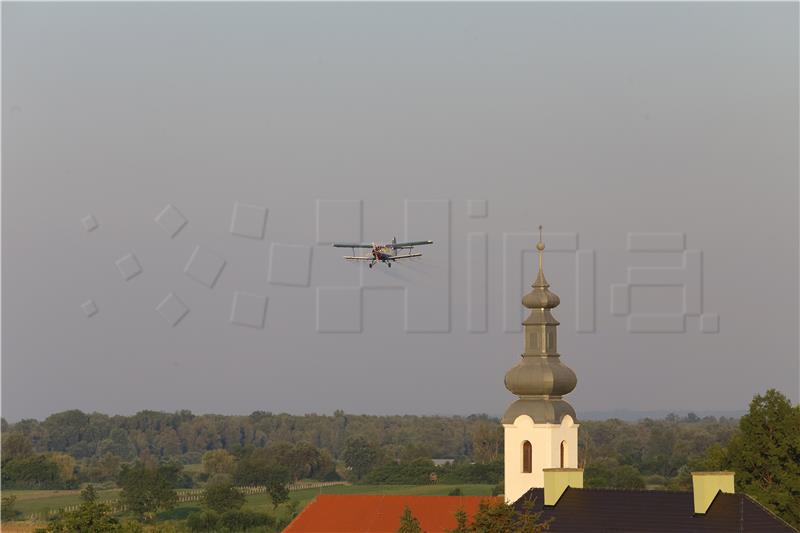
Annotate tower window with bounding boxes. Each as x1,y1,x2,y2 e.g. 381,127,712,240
560,440,567,468
522,441,532,473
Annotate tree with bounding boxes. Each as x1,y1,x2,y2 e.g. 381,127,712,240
1,454,61,489
470,500,516,532
400,444,432,464
314,448,337,480
613,465,645,489
286,500,300,520
153,429,182,459
81,484,98,503
447,508,469,533
201,478,245,514
186,509,274,532
48,452,77,485
97,428,135,460
97,452,123,481
233,452,290,508
2,433,33,461
1,495,19,522
397,506,425,533
43,500,123,532
288,442,323,481
367,458,436,484
219,510,274,531
471,423,502,463
201,449,235,476
186,510,220,532
461,498,551,533
117,462,178,520
342,437,379,480
585,459,645,490
704,389,800,528
264,467,291,508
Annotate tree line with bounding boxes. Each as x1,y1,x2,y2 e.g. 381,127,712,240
1,411,500,465
2,408,741,491
2,390,797,528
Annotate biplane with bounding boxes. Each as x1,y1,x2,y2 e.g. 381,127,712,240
332,238,433,268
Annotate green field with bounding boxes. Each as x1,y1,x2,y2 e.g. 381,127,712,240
4,483,495,523
4,488,121,515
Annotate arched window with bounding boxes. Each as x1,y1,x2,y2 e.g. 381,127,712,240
522,441,532,473
560,441,567,468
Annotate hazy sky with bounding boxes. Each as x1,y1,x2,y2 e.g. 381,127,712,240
3,2,798,422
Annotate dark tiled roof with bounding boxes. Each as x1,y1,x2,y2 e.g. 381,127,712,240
513,487,797,533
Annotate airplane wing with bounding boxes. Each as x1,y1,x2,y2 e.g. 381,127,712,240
343,256,373,260
392,253,423,260
333,243,373,248
390,240,433,249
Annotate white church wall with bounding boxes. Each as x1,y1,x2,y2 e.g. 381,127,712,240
503,414,579,503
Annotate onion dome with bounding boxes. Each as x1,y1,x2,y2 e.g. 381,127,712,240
502,227,578,424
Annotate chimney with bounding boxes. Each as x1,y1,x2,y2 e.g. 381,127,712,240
543,468,583,506
691,471,735,514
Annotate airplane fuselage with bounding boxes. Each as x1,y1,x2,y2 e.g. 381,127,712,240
372,245,396,262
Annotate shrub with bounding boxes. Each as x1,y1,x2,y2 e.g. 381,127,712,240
186,510,220,531
201,479,245,513
491,483,504,496
439,461,503,484
1,495,20,521
644,474,667,487
366,459,435,484
1,455,62,489
322,469,342,481
219,509,275,530
585,460,645,490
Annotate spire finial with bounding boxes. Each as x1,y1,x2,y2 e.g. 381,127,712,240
531,225,550,289
536,225,545,271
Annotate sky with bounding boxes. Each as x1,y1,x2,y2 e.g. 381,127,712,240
2,2,798,422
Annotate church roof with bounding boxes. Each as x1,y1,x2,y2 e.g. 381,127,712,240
283,494,499,533
513,487,798,532
503,227,578,424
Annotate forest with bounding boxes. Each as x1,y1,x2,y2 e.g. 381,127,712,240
1,408,738,490
2,389,798,528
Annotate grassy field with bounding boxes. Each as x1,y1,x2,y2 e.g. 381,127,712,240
4,488,122,515
2,483,495,531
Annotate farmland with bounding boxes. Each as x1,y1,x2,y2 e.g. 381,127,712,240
1,483,495,531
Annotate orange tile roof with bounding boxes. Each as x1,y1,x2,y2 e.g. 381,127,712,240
283,494,500,533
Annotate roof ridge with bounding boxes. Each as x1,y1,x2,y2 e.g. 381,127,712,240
740,493,800,532
522,486,694,496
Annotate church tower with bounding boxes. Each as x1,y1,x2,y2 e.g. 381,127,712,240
503,227,579,503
